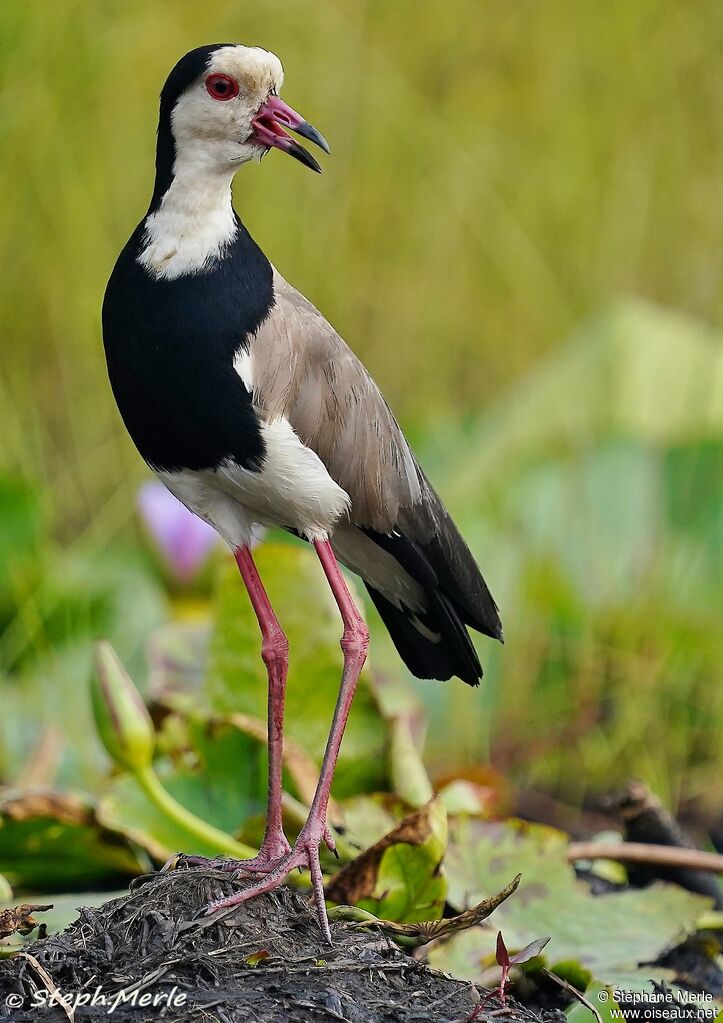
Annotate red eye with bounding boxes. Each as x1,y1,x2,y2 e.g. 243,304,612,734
205,74,239,101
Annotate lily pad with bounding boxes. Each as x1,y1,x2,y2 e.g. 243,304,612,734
337,793,412,853
442,818,710,980
0,789,145,891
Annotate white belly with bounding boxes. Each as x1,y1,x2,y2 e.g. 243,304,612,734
157,416,350,549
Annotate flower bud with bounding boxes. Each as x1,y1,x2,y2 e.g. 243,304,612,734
92,641,155,771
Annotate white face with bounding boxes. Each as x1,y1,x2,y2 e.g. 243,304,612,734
171,45,285,171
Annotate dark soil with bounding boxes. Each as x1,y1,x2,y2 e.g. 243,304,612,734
0,870,566,1023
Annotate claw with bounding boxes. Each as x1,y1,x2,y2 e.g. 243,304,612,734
323,826,337,854
195,826,333,942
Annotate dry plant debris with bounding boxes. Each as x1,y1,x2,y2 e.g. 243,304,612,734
0,870,566,1023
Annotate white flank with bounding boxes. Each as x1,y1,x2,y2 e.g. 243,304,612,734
157,418,351,548
156,467,256,550
217,418,351,540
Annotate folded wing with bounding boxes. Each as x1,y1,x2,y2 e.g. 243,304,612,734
248,271,502,684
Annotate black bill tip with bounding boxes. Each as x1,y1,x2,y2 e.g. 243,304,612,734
292,120,331,155
288,140,323,174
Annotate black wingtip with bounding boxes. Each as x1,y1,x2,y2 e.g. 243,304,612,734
497,626,505,645
365,584,483,688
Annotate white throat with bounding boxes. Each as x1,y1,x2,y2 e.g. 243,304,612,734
138,147,238,280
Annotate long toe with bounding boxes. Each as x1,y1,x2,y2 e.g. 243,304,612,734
224,854,287,876
162,853,227,872
224,833,293,875
161,851,288,877
198,829,333,942
200,855,300,918
306,841,332,943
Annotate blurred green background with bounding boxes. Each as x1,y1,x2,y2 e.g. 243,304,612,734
0,1,721,823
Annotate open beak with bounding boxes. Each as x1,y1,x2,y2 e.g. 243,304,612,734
251,95,330,173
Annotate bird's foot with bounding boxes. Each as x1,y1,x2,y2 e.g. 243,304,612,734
161,832,292,878
195,817,335,943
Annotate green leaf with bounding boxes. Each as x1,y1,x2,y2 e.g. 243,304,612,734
0,790,145,891
444,818,711,980
369,838,446,922
327,799,447,922
207,543,386,797
337,793,411,853
552,960,594,992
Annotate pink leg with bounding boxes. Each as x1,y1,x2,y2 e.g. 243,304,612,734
198,539,369,943
172,546,291,876
304,540,369,841
233,546,292,864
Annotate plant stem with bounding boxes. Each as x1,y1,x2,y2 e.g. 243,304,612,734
134,764,257,859
567,841,723,874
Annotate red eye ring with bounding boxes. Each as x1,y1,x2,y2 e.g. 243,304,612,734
205,74,239,101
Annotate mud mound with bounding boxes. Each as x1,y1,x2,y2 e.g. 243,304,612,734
0,869,565,1022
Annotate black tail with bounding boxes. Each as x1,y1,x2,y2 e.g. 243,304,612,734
359,520,502,687
366,582,483,686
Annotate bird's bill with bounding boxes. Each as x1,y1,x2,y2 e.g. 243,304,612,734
251,95,330,173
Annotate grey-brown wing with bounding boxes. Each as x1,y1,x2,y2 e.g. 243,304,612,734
250,271,502,652
250,271,424,532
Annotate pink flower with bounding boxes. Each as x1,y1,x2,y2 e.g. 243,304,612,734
137,480,218,583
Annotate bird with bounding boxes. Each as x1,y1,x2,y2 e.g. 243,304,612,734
102,43,502,942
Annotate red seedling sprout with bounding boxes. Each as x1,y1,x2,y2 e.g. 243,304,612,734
468,932,550,1021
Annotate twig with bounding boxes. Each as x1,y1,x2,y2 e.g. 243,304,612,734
567,841,723,874
542,968,602,1023
243,959,415,976
17,952,75,1023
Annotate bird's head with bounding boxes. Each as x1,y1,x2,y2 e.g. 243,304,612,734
154,43,329,196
